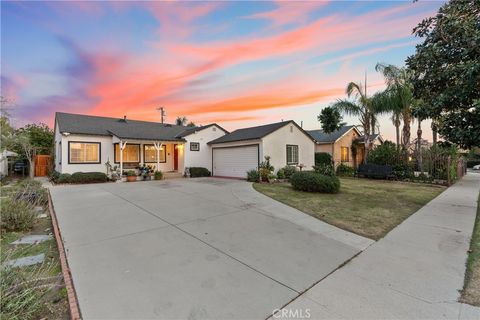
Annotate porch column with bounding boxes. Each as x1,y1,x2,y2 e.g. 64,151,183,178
119,140,127,178
153,142,163,171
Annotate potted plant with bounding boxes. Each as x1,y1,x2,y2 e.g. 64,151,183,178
139,164,154,181
154,170,163,180
126,170,137,182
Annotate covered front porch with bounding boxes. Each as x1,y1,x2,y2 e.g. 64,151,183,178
111,136,185,177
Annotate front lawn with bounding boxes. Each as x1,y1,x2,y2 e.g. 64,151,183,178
461,193,480,306
253,178,445,240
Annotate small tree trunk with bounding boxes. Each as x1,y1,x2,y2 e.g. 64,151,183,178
29,158,34,178
395,123,400,149
417,119,423,172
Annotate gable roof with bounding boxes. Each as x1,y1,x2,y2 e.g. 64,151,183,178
354,133,384,144
175,123,228,138
208,120,303,145
56,112,194,141
307,125,359,144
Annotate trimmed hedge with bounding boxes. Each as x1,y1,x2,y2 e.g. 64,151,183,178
67,172,108,184
315,152,332,166
290,171,340,193
189,167,211,177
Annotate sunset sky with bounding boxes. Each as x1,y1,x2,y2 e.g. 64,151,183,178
1,1,444,141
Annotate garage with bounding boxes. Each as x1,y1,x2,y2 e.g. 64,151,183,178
212,145,259,178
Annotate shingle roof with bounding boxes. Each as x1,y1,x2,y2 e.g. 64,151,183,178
354,134,381,143
175,123,228,138
55,112,191,141
307,125,356,143
208,121,292,144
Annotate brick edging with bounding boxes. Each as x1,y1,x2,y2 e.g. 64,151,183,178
48,190,82,320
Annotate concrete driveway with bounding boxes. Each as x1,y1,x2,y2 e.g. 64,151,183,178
50,178,372,319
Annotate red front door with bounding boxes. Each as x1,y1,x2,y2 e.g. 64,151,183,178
174,144,178,171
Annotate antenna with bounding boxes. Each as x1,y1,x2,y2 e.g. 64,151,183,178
156,107,166,124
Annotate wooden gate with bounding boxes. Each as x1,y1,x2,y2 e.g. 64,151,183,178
35,155,51,177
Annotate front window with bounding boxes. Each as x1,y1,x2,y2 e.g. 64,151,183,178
144,145,166,163
286,145,299,165
69,142,100,163
190,142,200,151
114,144,140,163
341,147,349,162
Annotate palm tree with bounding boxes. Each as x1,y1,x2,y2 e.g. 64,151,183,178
331,81,376,163
375,63,415,150
175,116,188,126
370,89,403,148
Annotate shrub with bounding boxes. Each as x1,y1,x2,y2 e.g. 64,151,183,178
126,170,136,177
313,164,335,176
246,169,260,182
290,171,340,193
57,173,71,184
367,141,399,165
336,163,355,177
49,170,60,182
69,172,108,184
189,167,211,177
259,168,271,181
282,166,297,179
259,156,274,172
15,179,48,206
315,152,332,166
277,168,286,179
1,199,36,232
154,171,163,180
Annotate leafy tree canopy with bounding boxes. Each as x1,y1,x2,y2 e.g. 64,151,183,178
317,106,346,134
11,123,53,157
406,0,480,148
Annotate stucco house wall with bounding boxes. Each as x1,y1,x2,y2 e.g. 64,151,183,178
332,128,360,168
262,123,315,172
183,125,226,170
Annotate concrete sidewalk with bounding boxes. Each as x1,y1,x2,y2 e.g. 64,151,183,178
279,174,480,319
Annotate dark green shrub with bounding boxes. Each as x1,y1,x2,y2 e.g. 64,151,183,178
49,170,60,182
336,163,355,177
290,171,340,193
246,169,260,182
57,173,71,183
282,166,297,179
1,199,36,232
367,141,399,165
259,156,274,172
154,171,163,180
315,152,332,166
126,170,136,177
189,167,211,177
69,172,108,184
313,164,335,176
277,168,286,179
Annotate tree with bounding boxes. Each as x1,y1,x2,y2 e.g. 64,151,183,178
15,123,53,155
175,116,188,126
4,132,34,178
187,121,196,127
331,82,376,163
375,63,416,150
317,106,345,133
406,0,480,148
0,97,14,143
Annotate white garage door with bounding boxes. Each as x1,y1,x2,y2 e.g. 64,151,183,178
212,145,259,178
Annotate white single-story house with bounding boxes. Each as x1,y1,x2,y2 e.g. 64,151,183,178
54,112,228,175
54,113,316,179
208,120,315,178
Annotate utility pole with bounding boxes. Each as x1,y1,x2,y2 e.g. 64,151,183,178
156,107,166,124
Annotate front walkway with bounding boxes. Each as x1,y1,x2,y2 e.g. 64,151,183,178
279,174,480,319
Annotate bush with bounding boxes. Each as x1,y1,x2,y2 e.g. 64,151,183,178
315,152,332,166
290,171,340,193
282,166,297,179
1,199,36,232
126,170,136,177
313,164,335,176
336,163,355,177
367,141,399,165
49,170,60,182
277,168,286,179
69,172,108,184
246,169,260,182
57,173,71,184
259,168,271,181
189,167,211,177
259,156,274,172
154,171,163,180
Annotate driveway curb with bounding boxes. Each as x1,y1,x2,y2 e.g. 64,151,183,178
48,190,82,320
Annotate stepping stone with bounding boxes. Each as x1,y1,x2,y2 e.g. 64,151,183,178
34,206,44,212
5,254,45,268
37,213,48,218
11,234,52,245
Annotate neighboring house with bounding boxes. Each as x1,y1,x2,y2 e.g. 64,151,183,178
54,112,227,175
307,126,385,168
0,150,17,177
208,120,315,178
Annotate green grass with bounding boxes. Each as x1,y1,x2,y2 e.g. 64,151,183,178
461,193,480,306
253,177,445,240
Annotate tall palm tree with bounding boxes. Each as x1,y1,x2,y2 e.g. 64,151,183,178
370,88,403,148
375,63,415,150
331,81,375,163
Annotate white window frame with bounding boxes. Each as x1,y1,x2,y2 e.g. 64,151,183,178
286,145,299,165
